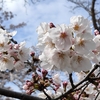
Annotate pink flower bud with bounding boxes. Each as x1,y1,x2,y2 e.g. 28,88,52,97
23,84,29,90
9,44,13,49
94,29,100,35
26,90,32,95
30,52,35,56
72,38,75,45
14,44,19,49
49,22,55,28
42,69,48,76
26,81,33,87
38,68,41,72
32,73,36,78
63,81,68,88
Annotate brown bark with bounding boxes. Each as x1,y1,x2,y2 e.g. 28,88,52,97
91,0,99,30
0,87,44,100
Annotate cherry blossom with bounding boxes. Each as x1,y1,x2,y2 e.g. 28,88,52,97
52,74,61,85
49,24,72,51
0,34,10,51
0,55,14,71
70,54,92,72
70,15,91,34
73,34,96,55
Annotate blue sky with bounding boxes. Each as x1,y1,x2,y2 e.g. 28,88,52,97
3,0,88,47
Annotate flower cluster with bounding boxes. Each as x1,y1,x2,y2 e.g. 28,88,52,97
37,15,100,73
23,67,100,100
0,15,100,100
0,28,30,71
23,69,70,99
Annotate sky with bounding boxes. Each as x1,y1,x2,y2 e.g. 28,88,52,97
2,0,89,47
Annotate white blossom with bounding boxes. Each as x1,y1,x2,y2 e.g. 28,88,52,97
38,90,53,99
0,55,14,71
49,24,72,51
73,35,96,55
84,84,96,94
14,60,24,71
70,15,91,34
36,22,50,37
49,49,72,73
0,34,9,51
70,54,92,72
18,42,30,62
93,35,100,50
39,46,58,71
76,71,87,81
52,74,61,85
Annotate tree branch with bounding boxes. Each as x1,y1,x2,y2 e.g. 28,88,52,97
54,64,100,100
69,73,75,88
91,0,99,30
0,87,45,100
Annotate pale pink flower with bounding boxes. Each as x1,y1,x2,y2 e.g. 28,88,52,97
50,49,72,73
70,15,91,34
0,34,9,51
39,47,54,70
0,55,14,71
84,84,96,94
52,74,61,85
93,35,100,50
73,36,96,55
49,24,72,51
23,84,29,90
70,54,92,72
36,22,50,37
14,61,24,70
17,42,30,62
38,90,53,99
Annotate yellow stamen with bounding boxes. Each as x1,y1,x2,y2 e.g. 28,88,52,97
77,56,83,64
73,24,79,31
60,32,67,39
78,39,85,47
2,57,8,63
0,43,4,47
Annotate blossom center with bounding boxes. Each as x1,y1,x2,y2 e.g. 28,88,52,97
78,39,85,47
2,57,8,63
73,24,79,31
0,43,4,47
58,52,64,59
60,32,67,38
19,50,23,55
77,56,83,64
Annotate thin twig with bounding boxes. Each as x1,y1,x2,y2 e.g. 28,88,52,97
94,92,100,100
54,64,100,100
69,73,75,88
43,89,52,100
78,83,89,100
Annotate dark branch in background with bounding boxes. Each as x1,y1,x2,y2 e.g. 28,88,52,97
77,84,88,100
10,38,17,44
0,7,26,31
43,89,52,100
9,22,26,30
91,0,99,31
0,87,45,100
69,73,75,88
95,92,100,100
